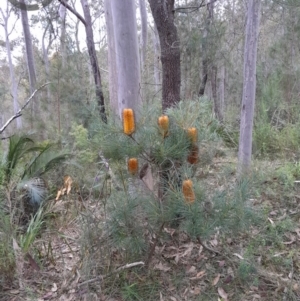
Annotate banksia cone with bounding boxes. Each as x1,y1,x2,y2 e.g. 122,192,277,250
123,109,135,135
158,115,169,138
187,127,198,144
128,158,139,175
182,179,195,204
187,145,199,164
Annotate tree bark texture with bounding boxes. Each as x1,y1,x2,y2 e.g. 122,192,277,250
104,0,118,115
139,0,148,71
111,0,141,118
199,1,214,97
20,0,38,116
59,2,67,68
152,24,161,94
148,0,181,112
80,0,107,123
0,6,21,129
238,0,261,175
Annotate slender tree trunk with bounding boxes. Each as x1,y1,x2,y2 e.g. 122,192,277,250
80,0,107,123
42,24,52,101
111,0,141,118
199,1,214,97
218,64,225,121
59,2,67,68
148,0,181,112
104,0,118,115
0,7,21,129
238,0,261,176
20,0,38,118
139,0,148,72
152,24,161,94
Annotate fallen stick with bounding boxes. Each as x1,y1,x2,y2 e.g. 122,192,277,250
78,261,145,287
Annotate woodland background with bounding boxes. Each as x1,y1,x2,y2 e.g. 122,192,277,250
0,0,300,300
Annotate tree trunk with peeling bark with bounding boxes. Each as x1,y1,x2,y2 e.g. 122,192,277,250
148,0,181,111
238,0,261,176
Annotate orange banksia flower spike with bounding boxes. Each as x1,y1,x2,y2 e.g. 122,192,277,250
123,108,135,135
187,127,198,144
128,158,139,175
158,115,169,138
182,179,195,204
187,145,199,165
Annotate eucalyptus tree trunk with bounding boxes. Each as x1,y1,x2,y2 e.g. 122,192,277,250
20,0,38,116
80,0,107,123
58,1,67,68
199,1,214,97
0,6,21,129
42,23,54,101
238,0,261,176
104,0,118,115
148,0,181,111
218,64,225,121
139,0,148,72
152,24,161,94
111,0,141,118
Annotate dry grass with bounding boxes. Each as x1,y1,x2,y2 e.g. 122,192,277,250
1,152,300,301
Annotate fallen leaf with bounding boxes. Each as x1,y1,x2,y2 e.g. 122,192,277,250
223,275,233,284
212,273,220,286
154,262,170,272
191,287,201,295
51,283,57,292
233,253,244,260
42,292,53,300
218,287,228,300
218,260,225,267
186,265,197,274
189,270,206,280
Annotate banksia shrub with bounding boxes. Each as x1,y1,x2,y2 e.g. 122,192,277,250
128,158,139,175
187,145,199,165
187,127,198,144
182,179,195,204
158,115,169,138
123,109,135,135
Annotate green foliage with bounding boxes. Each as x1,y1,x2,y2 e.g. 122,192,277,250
275,162,300,188
20,207,44,253
70,124,97,164
0,210,15,284
237,260,257,284
94,100,261,263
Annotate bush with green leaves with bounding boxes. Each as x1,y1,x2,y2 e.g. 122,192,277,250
0,135,70,287
82,99,260,267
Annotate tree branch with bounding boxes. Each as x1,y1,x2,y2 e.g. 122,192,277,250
58,0,86,27
175,0,218,13
0,82,50,135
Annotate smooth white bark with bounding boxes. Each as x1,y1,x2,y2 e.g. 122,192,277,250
238,0,261,175
139,0,148,71
111,0,141,118
152,24,161,94
0,4,21,128
104,0,118,115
